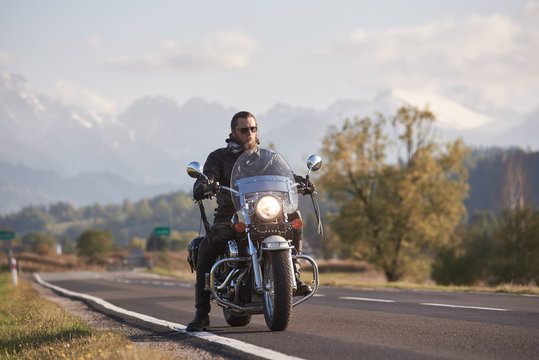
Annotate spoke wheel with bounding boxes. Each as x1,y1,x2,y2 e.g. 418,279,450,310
262,250,293,331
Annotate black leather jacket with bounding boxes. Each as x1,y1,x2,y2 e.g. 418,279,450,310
193,140,243,223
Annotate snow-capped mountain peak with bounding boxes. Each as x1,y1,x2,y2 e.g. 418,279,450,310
0,71,45,116
390,88,492,130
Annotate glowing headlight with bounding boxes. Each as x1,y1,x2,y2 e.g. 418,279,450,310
255,195,282,221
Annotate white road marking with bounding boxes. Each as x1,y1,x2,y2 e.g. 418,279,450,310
340,296,395,303
34,274,304,360
313,294,325,297
421,303,509,312
341,296,509,311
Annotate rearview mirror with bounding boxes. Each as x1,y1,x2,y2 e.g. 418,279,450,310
187,162,206,179
306,155,322,172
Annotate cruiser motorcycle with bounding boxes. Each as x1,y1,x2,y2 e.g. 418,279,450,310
186,148,322,331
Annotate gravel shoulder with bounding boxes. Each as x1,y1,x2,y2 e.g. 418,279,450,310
29,276,234,360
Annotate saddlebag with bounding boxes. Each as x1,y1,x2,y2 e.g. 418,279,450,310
187,235,204,273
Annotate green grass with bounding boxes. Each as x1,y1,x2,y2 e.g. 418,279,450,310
316,271,539,295
0,272,174,360
148,267,196,281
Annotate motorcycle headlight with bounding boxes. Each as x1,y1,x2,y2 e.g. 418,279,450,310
255,195,282,221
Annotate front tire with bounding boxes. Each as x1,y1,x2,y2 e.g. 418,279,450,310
262,250,293,331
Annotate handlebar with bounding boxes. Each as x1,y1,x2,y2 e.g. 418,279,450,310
201,181,240,199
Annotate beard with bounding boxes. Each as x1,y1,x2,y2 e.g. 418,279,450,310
242,136,258,151
231,134,259,151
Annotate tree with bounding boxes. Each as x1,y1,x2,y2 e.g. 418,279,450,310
21,232,56,255
432,211,498,285
318,105,469,281
154,199,173,222
48,202,78,222
122,199,136,215
77,229,113,264
501,150,529,210
169,230,198,251
58,235,76,254
5,206,54,233
146,233,169,252
304,212,341,259
493,204,539,284
127,237,145,250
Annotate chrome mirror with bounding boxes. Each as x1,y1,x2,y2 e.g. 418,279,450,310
187,161,207,179
306,155,322,172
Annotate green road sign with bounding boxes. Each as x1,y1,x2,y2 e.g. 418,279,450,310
0,230,15,240
153,227,170,237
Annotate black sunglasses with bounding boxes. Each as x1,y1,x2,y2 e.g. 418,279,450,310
237,126,257,134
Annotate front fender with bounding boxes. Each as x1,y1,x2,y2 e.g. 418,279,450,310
261,235,293,250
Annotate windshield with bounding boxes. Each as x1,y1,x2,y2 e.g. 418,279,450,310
231,147,298,215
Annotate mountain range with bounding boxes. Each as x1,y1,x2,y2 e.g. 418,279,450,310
1,70,537,214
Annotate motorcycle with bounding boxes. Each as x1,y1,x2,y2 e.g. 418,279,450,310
186,147,323,331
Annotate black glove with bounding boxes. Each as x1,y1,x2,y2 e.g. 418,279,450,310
294,175,315,195
193,179,214,200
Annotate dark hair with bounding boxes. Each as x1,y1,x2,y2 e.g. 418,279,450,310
231,111,256,130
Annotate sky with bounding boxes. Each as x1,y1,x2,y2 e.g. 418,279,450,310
1,0,538,117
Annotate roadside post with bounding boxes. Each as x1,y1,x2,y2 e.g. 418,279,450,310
10,258,18,286
1,230,17,285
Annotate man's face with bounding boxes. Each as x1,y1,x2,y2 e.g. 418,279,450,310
231,116,258,150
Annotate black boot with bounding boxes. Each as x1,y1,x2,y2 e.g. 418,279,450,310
294,259,312,296
186,310,210,331
290,211,312,297
187,244,214,332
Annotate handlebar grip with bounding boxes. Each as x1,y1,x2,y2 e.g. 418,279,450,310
203,180,220,198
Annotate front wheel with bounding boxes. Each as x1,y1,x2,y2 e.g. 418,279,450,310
262,250,293,331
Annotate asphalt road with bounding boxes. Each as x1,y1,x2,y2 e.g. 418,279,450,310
38,271,539,360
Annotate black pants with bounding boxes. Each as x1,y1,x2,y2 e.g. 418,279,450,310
194,211,303,314
194,222,236,314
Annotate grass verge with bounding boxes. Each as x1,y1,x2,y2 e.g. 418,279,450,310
0,272,174,360
147,265,539,295
148,267,196,281
316,272,539,295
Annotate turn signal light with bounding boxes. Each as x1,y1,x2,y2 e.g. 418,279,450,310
292,218,303,229
235,222,246,233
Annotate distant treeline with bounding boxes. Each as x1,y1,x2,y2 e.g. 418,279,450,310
0,190,203,248
465,147,539,214
432,205,539,286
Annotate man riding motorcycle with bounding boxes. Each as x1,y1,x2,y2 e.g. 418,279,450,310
187,111,314,331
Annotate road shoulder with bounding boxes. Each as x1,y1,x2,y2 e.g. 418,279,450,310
30,276,233,360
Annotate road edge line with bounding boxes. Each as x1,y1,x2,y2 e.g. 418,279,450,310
33,273,304,360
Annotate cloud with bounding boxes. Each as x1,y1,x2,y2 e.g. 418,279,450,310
56,80,117,116
321,3,539,111
108,31,260,72
0,51,15,66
